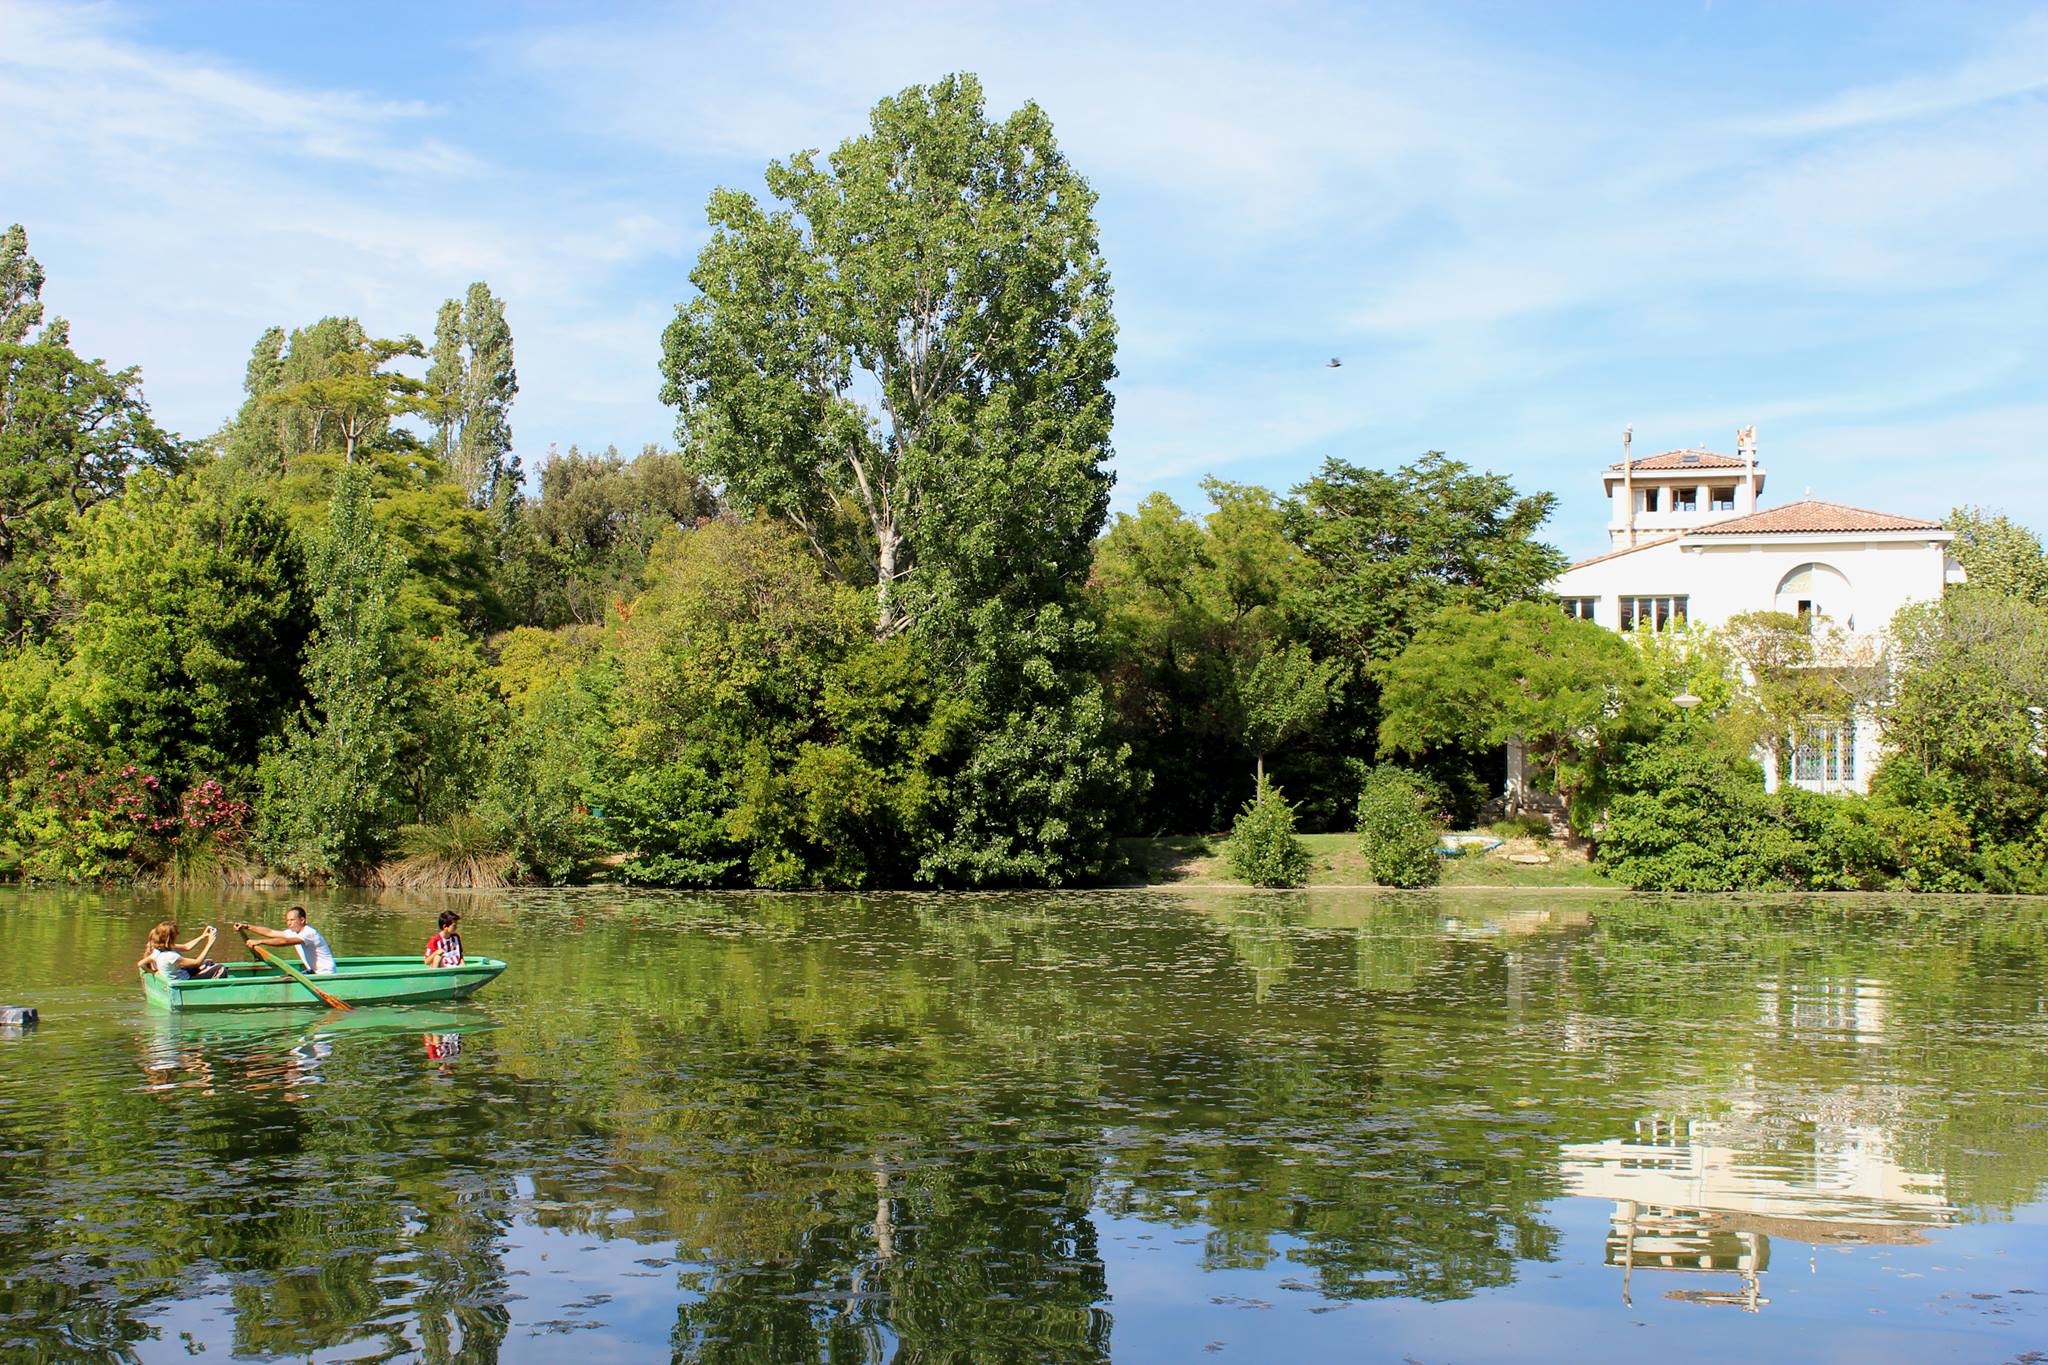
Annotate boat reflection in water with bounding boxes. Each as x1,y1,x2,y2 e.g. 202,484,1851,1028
139,1006,496,1098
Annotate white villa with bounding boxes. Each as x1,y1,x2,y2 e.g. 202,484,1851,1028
1543,427,1963,794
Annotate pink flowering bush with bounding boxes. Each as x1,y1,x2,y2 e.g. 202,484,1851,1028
9,761,253,883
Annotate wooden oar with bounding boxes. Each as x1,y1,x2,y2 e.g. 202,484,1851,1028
243,937,353,1011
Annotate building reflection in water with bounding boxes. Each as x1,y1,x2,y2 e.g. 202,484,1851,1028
1757,976,1890,1043
1563,979,1954,1314
1607,1200,1769,1310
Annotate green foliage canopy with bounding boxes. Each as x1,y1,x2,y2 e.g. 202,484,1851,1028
1285,452,1566,664
62,472,310,781
1225,777,1312,887
1377,601,1648,817
659,72,1116,644
0,328,183,641
258,467,409,877
1355,767,1442,888
1879,588,2048,846
1946,505,2048,607
427,282,518,504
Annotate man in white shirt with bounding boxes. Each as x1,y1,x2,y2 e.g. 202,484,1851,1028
234,906,337,975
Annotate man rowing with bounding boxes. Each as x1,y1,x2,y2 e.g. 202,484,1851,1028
233,905,336,976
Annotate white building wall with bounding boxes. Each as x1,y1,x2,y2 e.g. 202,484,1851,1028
1555,534,1953,637
1551,533,1956,796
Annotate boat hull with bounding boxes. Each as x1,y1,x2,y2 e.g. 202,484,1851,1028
141,956,507,1011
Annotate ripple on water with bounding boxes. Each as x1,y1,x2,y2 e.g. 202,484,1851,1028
0,888,2045,1361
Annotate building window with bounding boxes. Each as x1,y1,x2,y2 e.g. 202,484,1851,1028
1775,563,1849,625
1561,597,1598,620
1710,486,1736,510
1641,489,1661,513
1793,719,1856,788
1618,595,1689,631
1673,487,1697,511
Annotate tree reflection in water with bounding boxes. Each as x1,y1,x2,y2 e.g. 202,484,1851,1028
0,888,2043,1360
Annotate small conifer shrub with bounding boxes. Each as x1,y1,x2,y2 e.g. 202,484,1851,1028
1356,768,1442,888
1226,778,1313,887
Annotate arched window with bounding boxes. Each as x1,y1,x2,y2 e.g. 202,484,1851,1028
1774,562,1850,624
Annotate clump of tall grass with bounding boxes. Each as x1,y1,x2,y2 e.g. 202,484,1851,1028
375,815,514,890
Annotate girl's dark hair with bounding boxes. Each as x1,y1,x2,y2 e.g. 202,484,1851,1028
438,911,461,928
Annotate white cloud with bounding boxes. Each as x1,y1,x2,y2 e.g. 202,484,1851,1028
0,0,682,456
1731,14,2048,138
486,0,1570,239
1,0,2041,543
0,1,466,174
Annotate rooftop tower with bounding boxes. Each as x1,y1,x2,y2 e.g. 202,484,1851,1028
1606,425,1766,548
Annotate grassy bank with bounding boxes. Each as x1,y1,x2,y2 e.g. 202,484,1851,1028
1118,832,1615,889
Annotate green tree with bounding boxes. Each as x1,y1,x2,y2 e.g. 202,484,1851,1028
427,281,518,504
257,466,408,877
600,519,871,886
659,72,1115,641
1275,453,1565,828
0,222,46,343
1946,506,2048,607
1879,589,2048,846
1377,602,1648,821
1093,482,1326,827
660,74,1134,884
260,330,428,466
506,444,716,626
1285,452,1566,664
1223,640,1338,789
61,472,311,782
0,327,183,640
1719,609,1877,785
224,317,500,631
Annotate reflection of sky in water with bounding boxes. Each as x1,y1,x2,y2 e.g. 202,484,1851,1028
3,888,2047,1361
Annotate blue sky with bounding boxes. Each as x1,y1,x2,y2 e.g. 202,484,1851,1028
2,1,2043,555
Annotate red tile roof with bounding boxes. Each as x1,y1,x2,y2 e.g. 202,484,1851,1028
1605,449,1750,472
1565,534,1680,571
1684,499,1944,536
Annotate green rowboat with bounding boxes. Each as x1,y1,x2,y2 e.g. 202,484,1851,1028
141,956,507,1012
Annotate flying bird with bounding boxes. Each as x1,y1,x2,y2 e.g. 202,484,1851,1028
1326,357,1342,368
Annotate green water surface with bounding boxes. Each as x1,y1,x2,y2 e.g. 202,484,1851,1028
2,887,2045,1362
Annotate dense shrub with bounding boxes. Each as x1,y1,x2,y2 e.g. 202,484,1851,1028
603,755,745,887
1226,778,1313,887
2,762,251,884
1866,799,1976,892
1596,733,2012,893
1978,827,2048,895
1356,767,1441,888
474,689,597,885
1594,739,1795,891
8,761,175,881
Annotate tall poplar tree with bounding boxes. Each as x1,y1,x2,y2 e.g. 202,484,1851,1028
659,73,1116,643
659,73,1133,885
258,465,406,877
427,281,517,504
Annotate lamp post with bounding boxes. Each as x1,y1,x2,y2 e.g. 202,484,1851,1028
1673,691,1701,728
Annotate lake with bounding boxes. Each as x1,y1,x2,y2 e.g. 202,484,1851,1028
2,887,2045,1362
